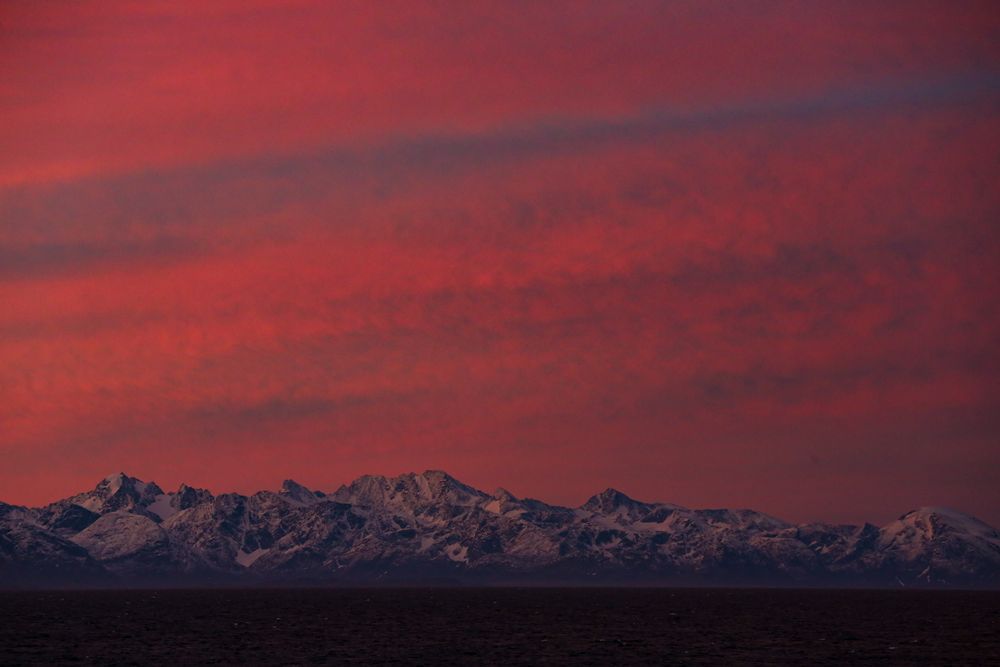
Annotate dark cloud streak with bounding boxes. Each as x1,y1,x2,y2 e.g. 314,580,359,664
2,71,996,243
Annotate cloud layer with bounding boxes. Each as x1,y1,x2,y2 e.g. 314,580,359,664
1,1,998,524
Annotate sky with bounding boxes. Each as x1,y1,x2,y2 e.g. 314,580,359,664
1,1,998,525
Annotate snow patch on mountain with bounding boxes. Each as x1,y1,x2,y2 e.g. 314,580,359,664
146,494,177,521
445,544,469,563
236,548,270,567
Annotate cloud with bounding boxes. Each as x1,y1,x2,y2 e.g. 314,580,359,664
0,238,201,281
3,71,996,243
1,1,998,524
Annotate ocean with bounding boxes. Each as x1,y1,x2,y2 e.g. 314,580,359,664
0,588,997,665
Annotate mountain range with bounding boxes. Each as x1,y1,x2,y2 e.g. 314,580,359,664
2,471,998,588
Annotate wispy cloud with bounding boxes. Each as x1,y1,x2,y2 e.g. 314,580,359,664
4,72,997,240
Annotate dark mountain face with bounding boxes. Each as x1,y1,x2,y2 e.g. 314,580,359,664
1,472,998,588
0,505,107,587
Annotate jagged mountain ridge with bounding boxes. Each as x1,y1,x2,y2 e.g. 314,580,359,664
1,471,998,587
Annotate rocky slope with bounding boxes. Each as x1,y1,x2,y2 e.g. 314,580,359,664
1,472,998,587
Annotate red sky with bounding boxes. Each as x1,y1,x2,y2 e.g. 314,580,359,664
1,1,998,525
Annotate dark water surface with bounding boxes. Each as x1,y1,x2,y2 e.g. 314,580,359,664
0,588,997,665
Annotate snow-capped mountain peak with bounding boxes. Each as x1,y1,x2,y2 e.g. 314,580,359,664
873,507,1000,583
68,473,163,515
102,472,129,494
3,472,998,587
333,470,487,509
279,479,322,506
582,488,650,515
